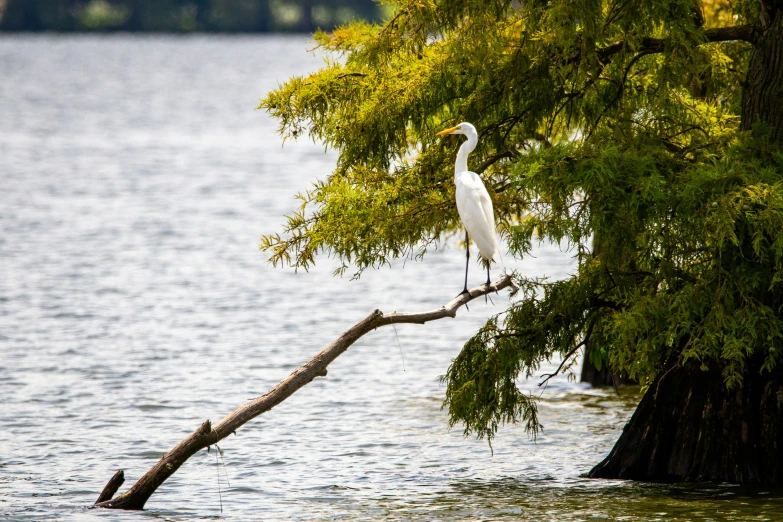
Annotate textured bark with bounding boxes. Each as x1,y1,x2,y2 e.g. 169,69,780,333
94,276,518,510
589,356,783,482
96,421,215,509
741,6,783,146
95,470,124,504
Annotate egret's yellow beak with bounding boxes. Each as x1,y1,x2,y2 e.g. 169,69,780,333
435,126,460,136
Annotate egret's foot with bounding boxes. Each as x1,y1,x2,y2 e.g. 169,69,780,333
457,288,471,311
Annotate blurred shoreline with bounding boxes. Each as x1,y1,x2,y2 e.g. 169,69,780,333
0,0,385,34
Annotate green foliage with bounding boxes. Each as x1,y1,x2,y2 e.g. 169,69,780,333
76,0,131,29
260,0,783,440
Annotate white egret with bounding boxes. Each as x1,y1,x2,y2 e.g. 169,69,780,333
436,122,500,294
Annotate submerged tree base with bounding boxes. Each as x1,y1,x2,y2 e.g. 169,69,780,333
589,356,783,483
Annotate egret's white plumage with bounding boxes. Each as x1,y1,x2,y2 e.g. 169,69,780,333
455,171,499,262
436,122,500,291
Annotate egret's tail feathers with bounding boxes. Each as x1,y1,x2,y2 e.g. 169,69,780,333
481,248,504,271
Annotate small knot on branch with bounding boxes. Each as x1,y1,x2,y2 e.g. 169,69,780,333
197,419,213,437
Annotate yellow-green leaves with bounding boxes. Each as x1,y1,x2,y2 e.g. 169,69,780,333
261,0,777,441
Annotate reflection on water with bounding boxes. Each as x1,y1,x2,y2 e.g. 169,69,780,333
1,35,781,521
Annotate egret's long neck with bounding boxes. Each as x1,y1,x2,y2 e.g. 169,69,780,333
455,134,477,175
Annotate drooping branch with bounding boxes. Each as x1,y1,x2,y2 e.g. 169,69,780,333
538,315,597,387
597,24,758,62
94,275,519,510
538,342,585,387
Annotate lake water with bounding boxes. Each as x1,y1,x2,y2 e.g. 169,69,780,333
1,35,781,521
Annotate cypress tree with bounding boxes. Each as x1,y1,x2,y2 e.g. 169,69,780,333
261,0,783,482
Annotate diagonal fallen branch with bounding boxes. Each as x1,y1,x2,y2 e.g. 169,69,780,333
94,274,519,510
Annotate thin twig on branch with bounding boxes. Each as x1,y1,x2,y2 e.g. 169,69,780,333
94,275,519,510
478,150,521,173
538,319,597,387
538,341,585,387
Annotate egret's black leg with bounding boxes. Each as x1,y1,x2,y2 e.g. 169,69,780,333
458,230,471,310
484,262,494,304
462,230,470,294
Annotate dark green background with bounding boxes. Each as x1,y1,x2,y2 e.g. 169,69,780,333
0,0,384,32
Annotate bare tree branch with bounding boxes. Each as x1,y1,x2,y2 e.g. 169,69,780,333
538,317,597,387
335,72,367,79
538,341,585,387
95,470,124,504
95,275,519,510
478,150,521,173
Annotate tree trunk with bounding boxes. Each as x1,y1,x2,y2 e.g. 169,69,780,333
580,344,636,387
589,355,783,482
740,5,783,147
590,0,783,483
296,0,314,33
